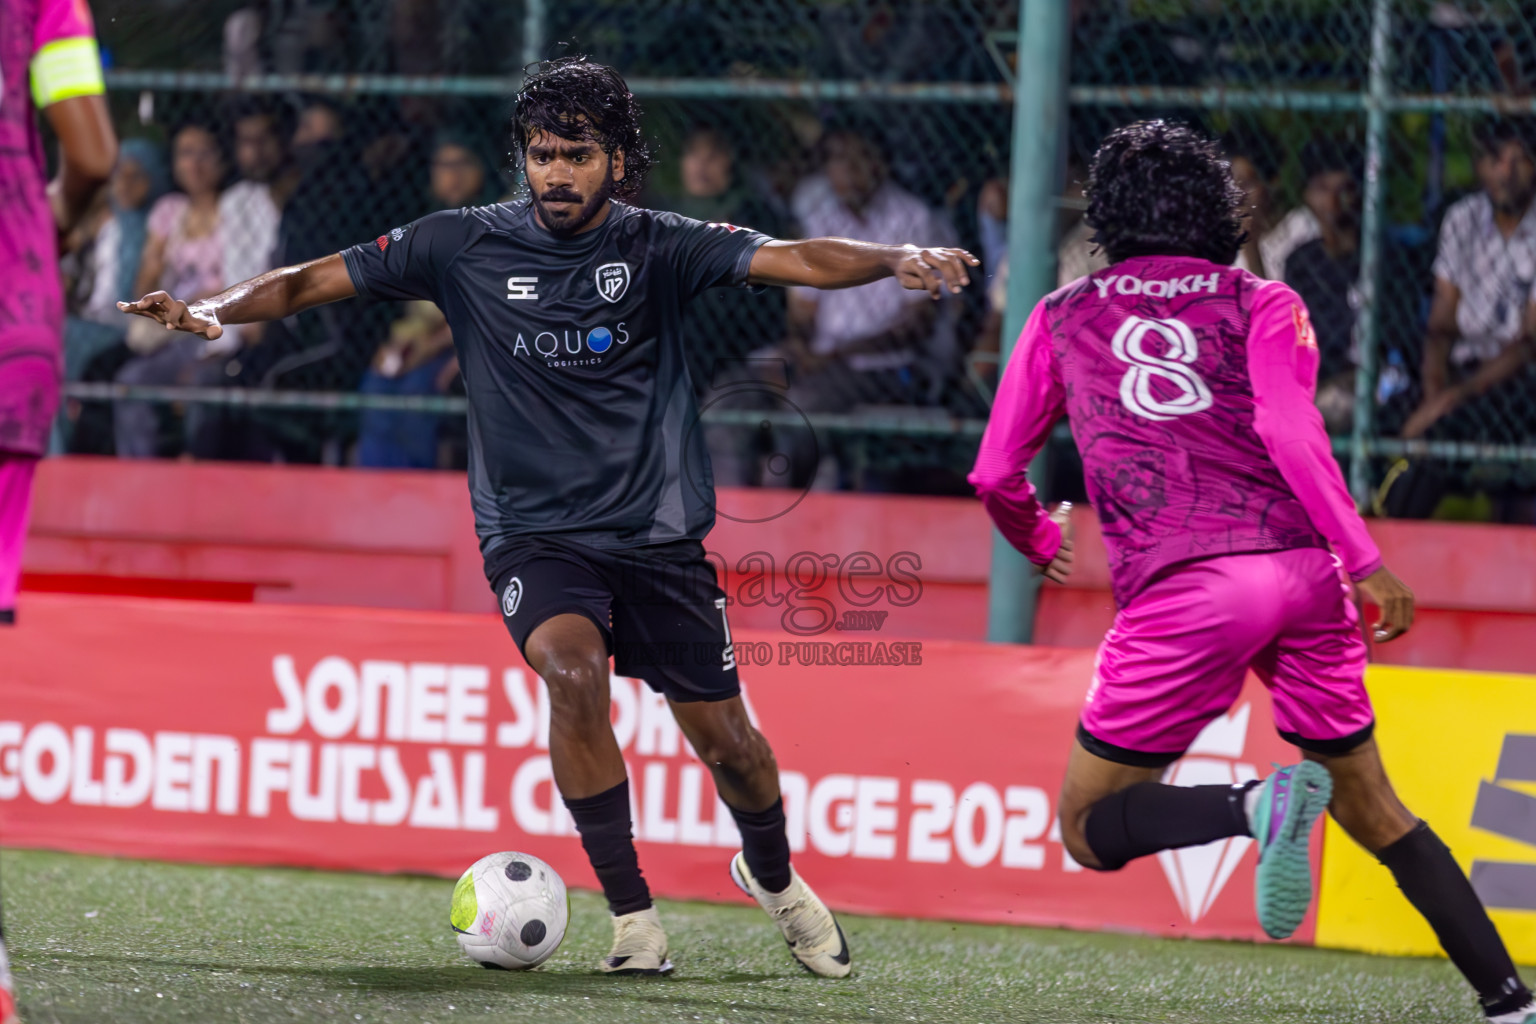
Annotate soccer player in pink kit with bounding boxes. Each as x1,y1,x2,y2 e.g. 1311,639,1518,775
0,0,115,1019
972,122,1535,1024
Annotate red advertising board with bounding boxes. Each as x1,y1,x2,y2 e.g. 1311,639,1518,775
1,593,1314,943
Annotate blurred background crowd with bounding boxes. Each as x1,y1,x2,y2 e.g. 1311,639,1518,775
50,0,1536,523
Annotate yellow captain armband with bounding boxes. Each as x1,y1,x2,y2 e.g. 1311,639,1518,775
29,36,106,108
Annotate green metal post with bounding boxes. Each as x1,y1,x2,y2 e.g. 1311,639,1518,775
1350,0,1392,505
522,0,547,70
986,0,1068,644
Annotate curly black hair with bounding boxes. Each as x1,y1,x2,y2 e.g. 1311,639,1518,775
509,56,652,200
1084,120,1246,266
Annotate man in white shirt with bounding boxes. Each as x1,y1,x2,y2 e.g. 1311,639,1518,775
1404,119,1536,443
782,130,957,487
789,130,957,388
216,100,294,353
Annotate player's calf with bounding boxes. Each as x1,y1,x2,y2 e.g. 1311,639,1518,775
1310,741,1533,1020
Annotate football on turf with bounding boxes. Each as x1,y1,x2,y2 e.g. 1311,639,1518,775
450,852,568,970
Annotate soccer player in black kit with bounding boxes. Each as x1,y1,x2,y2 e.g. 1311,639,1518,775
120,58,980,978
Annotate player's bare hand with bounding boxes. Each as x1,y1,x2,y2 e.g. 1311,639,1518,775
117,292,223,340
1357,566,1414,642
893,245,981,300
1042,502,1075,585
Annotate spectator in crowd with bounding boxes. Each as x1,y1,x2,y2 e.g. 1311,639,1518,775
63,139,170,330
427,132,501,211
968,158,1103,389
279,96,368,263
1257,137,1359,286
352,133,500,470
657,126,786,393
1392,118,1536,521
1222,128,1282,277
1283,140,1364,434
778,128,958,488
54,139,170,452
666,127,782,234
113,122,231,459
218,98,297,352
1405,119,1536,442
356,301,457,469
224,95,378,464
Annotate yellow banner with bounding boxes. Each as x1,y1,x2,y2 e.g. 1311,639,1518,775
1315,666,1536,964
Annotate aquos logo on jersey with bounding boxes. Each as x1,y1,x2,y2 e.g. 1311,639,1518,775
506,323,631,359
595,262,631,303
1157,704,1259,923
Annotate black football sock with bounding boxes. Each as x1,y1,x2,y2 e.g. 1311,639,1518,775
563,780,653,916
1083,781,1256,871
727,797,793,894
1377,822,1530,1016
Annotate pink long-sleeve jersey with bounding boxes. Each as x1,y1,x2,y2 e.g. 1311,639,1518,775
0,0,100,456
970,254,1382,608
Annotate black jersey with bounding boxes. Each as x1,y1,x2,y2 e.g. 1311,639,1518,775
341,200,769,569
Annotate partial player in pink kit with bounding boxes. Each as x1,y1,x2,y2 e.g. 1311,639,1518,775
972,122,1535,1023
0,0,115,1018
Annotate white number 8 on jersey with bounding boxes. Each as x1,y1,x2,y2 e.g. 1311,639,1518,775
1111,315,1214,421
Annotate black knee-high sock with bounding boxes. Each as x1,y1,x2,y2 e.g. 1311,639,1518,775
1378,822,1530,1016
728,798,793,894
1083,782,1254,871
563,780,652,916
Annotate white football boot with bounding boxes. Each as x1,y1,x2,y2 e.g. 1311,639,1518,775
730,853,851,978
600,906,673,975
1488,999,1536,1024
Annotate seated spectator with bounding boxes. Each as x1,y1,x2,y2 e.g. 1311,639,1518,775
1053,157,1108,287
1257,139,1356,285
427,132,502,210
226,97,378,464
666,127,782,234
658,126,786,392
53,139,170,452
113,122,231,459
728,128,957,490
1222,128,1282,277
1283,140,1363,434
219,97,298,352
1394,118,1536,521
356,302,457,469
968,158,1104,392
351,136,499,470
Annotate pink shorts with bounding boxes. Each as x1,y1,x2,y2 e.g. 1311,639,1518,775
1078,547,1373,767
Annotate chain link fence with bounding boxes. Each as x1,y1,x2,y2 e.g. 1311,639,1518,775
55,1,1536,515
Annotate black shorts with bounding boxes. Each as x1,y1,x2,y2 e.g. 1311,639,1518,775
487,536,740,703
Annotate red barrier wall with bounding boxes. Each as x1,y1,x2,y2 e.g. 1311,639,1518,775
24,457,1536,671
0,593,1310,943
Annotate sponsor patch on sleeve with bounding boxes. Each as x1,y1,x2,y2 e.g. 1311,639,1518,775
1291,304,1317,349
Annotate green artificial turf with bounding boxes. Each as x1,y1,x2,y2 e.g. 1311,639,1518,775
0,848,1494,1023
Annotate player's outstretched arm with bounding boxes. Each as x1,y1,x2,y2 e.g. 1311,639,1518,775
117,254,356,341
747,238,979,298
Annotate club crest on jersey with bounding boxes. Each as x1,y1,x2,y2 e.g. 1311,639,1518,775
501,577,523,617
595,262,631,303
